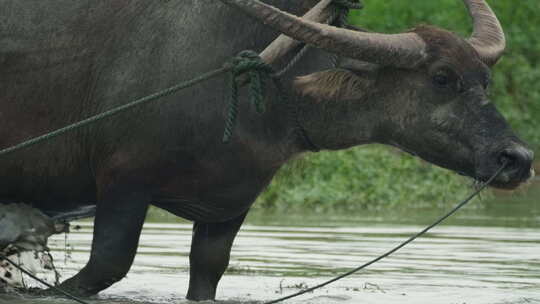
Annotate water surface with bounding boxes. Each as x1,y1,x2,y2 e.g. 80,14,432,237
1,184,539,304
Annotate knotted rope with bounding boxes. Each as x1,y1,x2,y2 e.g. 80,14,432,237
222,50,282,142
0,0,364,155
220,0,365,142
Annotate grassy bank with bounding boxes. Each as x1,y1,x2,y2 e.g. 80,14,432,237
254,146,472,213
253,0,539,213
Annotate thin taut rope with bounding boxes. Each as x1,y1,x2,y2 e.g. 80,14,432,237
262,162,507,304
0,67,229,158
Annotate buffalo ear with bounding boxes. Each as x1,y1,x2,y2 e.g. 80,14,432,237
293,69,368,102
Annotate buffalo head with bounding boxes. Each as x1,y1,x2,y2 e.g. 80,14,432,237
221,0,534,189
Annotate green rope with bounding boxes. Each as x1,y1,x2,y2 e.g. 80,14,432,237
223,73,241,143
0,50,280,155
0,2,362,154
0,67,229,157
222,50,280,143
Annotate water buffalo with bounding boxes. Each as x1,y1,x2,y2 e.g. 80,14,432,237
0,0,534,301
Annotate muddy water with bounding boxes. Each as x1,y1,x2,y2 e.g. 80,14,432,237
1,186,539,304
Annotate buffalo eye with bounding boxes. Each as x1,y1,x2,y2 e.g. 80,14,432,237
433,72,451,88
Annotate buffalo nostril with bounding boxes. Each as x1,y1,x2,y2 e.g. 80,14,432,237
498,151,517,167
498,146,534,180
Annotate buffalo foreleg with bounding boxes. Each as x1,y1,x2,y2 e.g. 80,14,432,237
53,186,150,296
186,211,248,301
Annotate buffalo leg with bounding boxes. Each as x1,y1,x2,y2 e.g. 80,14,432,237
54,187,150,296
186,211,248,301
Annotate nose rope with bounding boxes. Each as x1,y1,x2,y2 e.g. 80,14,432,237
0,162,506,304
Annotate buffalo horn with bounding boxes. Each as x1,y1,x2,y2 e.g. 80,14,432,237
463,0,506,66
219,0,427,68
260,0,336,66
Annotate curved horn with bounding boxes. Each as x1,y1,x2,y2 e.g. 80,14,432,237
463,0,506,66
220,0,427,68
260,0,336,65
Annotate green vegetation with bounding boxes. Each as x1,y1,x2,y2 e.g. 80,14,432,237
253,0,539,213
254,146,473,213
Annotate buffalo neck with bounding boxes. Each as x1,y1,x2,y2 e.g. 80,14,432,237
293,93,380,152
